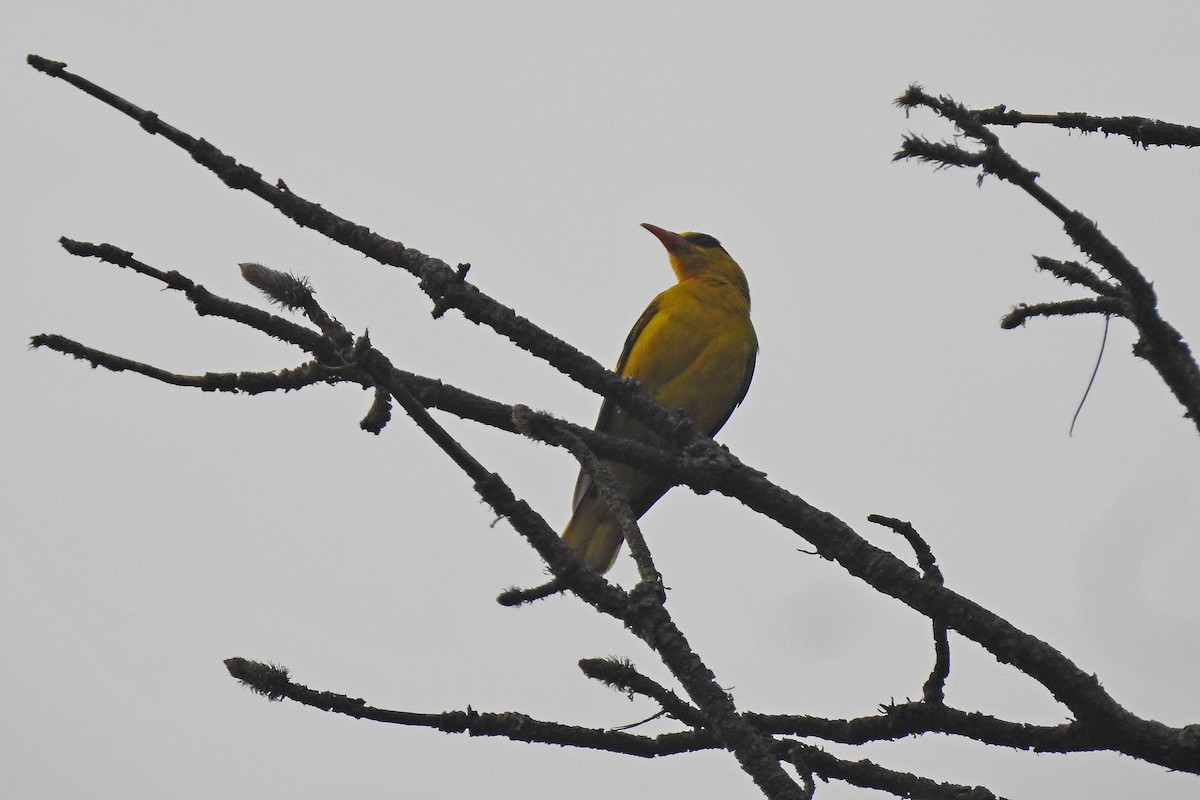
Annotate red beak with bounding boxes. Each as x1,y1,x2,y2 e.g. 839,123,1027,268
641,223,689,253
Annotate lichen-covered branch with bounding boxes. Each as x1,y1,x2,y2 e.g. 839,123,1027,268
970,105,1200,149
869,515,949,704
895,84,1200,430
25,55,1200,796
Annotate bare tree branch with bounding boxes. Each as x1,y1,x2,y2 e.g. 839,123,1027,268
27,55,692,452
781,741,1003,800
29,333,335,394
577,656,707,728
869,515,949,704
1031,256,1127,298
1000,298,1127,330
222,657,711,756
895,84,1200,430
223,657,1007,798
25,56,1200,797
969,105,1200,149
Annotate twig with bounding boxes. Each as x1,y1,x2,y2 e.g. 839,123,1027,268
222,657,1006,797
511,405,665,595
1000,297,1127,329
496,579,567,606
56,238,341,362
1032,256,1126,298
239,261,355,351
1070,314,1111,437
29,334,338,394
895,84,1200,430
577,657,707,728
869,515,949,704
971,105,1200,149
896,86,1155,297
782,741,1003,800
750,700,1116,756
222,657,710,756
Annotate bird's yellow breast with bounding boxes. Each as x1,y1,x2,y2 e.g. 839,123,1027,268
620,277,756,434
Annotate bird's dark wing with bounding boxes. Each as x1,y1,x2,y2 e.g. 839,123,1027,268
707,344,757,436
570,296,662,512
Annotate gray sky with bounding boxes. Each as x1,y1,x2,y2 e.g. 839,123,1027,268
5,3,1200,798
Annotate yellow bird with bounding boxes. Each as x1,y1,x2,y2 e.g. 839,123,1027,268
561,223,758,572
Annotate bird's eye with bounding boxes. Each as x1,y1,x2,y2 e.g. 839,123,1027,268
682,233,722,249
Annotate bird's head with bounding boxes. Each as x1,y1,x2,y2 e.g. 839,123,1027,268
642,222,750,301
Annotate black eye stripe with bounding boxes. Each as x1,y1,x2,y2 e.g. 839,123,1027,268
682,232,723,249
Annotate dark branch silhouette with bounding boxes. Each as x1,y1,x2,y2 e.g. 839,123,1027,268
895,84,1200,430
27,55,1200,798
869,515,949,705
969,105,1200,149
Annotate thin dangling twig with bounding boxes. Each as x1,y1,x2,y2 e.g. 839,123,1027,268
1070,314,1110,437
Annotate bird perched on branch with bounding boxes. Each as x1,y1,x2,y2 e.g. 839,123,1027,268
561,223,758,572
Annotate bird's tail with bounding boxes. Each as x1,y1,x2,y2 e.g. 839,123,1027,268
561,499,624,573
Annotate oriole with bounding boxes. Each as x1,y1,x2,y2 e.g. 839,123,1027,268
561,223,758,572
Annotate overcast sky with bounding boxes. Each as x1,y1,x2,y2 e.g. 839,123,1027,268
5,3,1200,799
